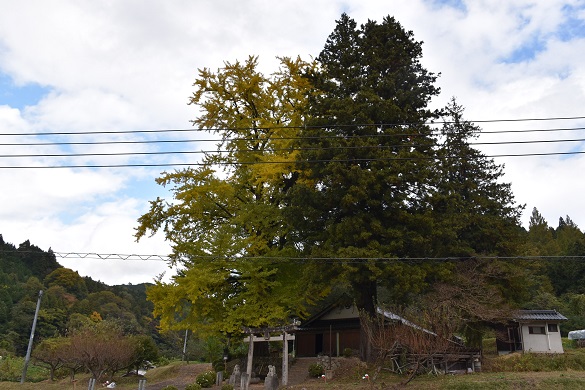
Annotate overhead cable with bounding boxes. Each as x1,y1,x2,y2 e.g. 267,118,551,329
10,250,585,264
1,114,585,137
2,136,585,159
2,149,585,168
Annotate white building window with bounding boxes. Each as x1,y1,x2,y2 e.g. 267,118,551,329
528,326,546,334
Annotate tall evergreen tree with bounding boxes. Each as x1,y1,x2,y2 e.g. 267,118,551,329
526,207,558,256
547,216,585,294
431,98,524,258
288,14,440,359
430,99,534,314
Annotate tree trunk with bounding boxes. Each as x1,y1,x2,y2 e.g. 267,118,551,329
354,278,377,362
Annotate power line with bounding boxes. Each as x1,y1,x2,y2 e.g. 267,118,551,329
480,126,585,134
0,139,205,146
2,149,585,168
458,115,585,123
0,124,585,146
1,119,585,167
55,252,171,261
1,115,585,137
0,150,208,158
1,122,585,147
0,162,201,169
10,250,585,264
1,127,584,147
2,136,585,159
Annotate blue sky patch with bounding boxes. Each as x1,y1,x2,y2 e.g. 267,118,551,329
501,35,546,63
0,72,51,109
558,4,585,41
123,175,171,202
426,0,467,13
500,4,585,64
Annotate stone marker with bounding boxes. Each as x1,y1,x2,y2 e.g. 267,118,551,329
241,372,249,390
229,364,241,387
264,365,279,390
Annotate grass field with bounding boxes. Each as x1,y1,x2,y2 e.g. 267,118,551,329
5,340,585,389
6,370,585,390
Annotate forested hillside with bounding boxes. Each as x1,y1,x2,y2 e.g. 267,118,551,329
523,208,585,333
3,206,585,364
0,234,184,360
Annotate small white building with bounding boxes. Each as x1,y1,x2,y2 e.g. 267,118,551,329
497,310,568,354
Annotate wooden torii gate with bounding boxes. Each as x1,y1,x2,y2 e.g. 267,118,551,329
242,322,299,386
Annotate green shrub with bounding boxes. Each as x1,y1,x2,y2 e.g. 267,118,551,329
343,348,353,357
308,363,324,377
24,364,50,383
156,356,172,366
221,384,234,390
161,386,178,390
52,366,70,380
212,359,226,373
186,383,203,390
196,370,216,388
0,355,24,381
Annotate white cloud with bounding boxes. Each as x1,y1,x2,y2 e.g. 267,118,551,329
1,1,585,284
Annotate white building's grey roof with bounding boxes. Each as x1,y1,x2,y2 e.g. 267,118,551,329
515,310,568,321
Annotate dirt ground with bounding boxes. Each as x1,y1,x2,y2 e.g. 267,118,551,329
8,358,585,390
143,358,361,389
145,363,212,390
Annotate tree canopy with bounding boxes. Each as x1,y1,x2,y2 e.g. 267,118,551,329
286,13,442,318
431,98,524,257
135,13,533,360
136,56,325,336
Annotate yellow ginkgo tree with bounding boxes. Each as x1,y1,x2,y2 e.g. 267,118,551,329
135,56,327,337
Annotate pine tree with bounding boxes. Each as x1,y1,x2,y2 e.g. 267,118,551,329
547,216,585,294
287,13,441,360
431,98,524,258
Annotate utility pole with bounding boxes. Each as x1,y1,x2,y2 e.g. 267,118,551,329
182,329,189,362
21,290,43,384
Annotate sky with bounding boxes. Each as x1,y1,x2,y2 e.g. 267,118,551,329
1,0,585,285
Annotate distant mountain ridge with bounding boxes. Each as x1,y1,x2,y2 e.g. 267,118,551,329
0,234,176,357
0,234,62,282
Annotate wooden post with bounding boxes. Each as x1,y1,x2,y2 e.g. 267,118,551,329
282,330,289,385
246,333,254,384
243,323,298,386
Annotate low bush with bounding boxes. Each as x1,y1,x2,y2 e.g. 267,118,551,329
308,363,324,377
212,359,225,373
161,386,178,390
196,370,216,388
0,356,49,382
0,355,22,381
185,383,202,390
221,384,234,390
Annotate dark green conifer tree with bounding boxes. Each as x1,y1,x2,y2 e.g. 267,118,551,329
288,13,440,359
431,98,524,258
